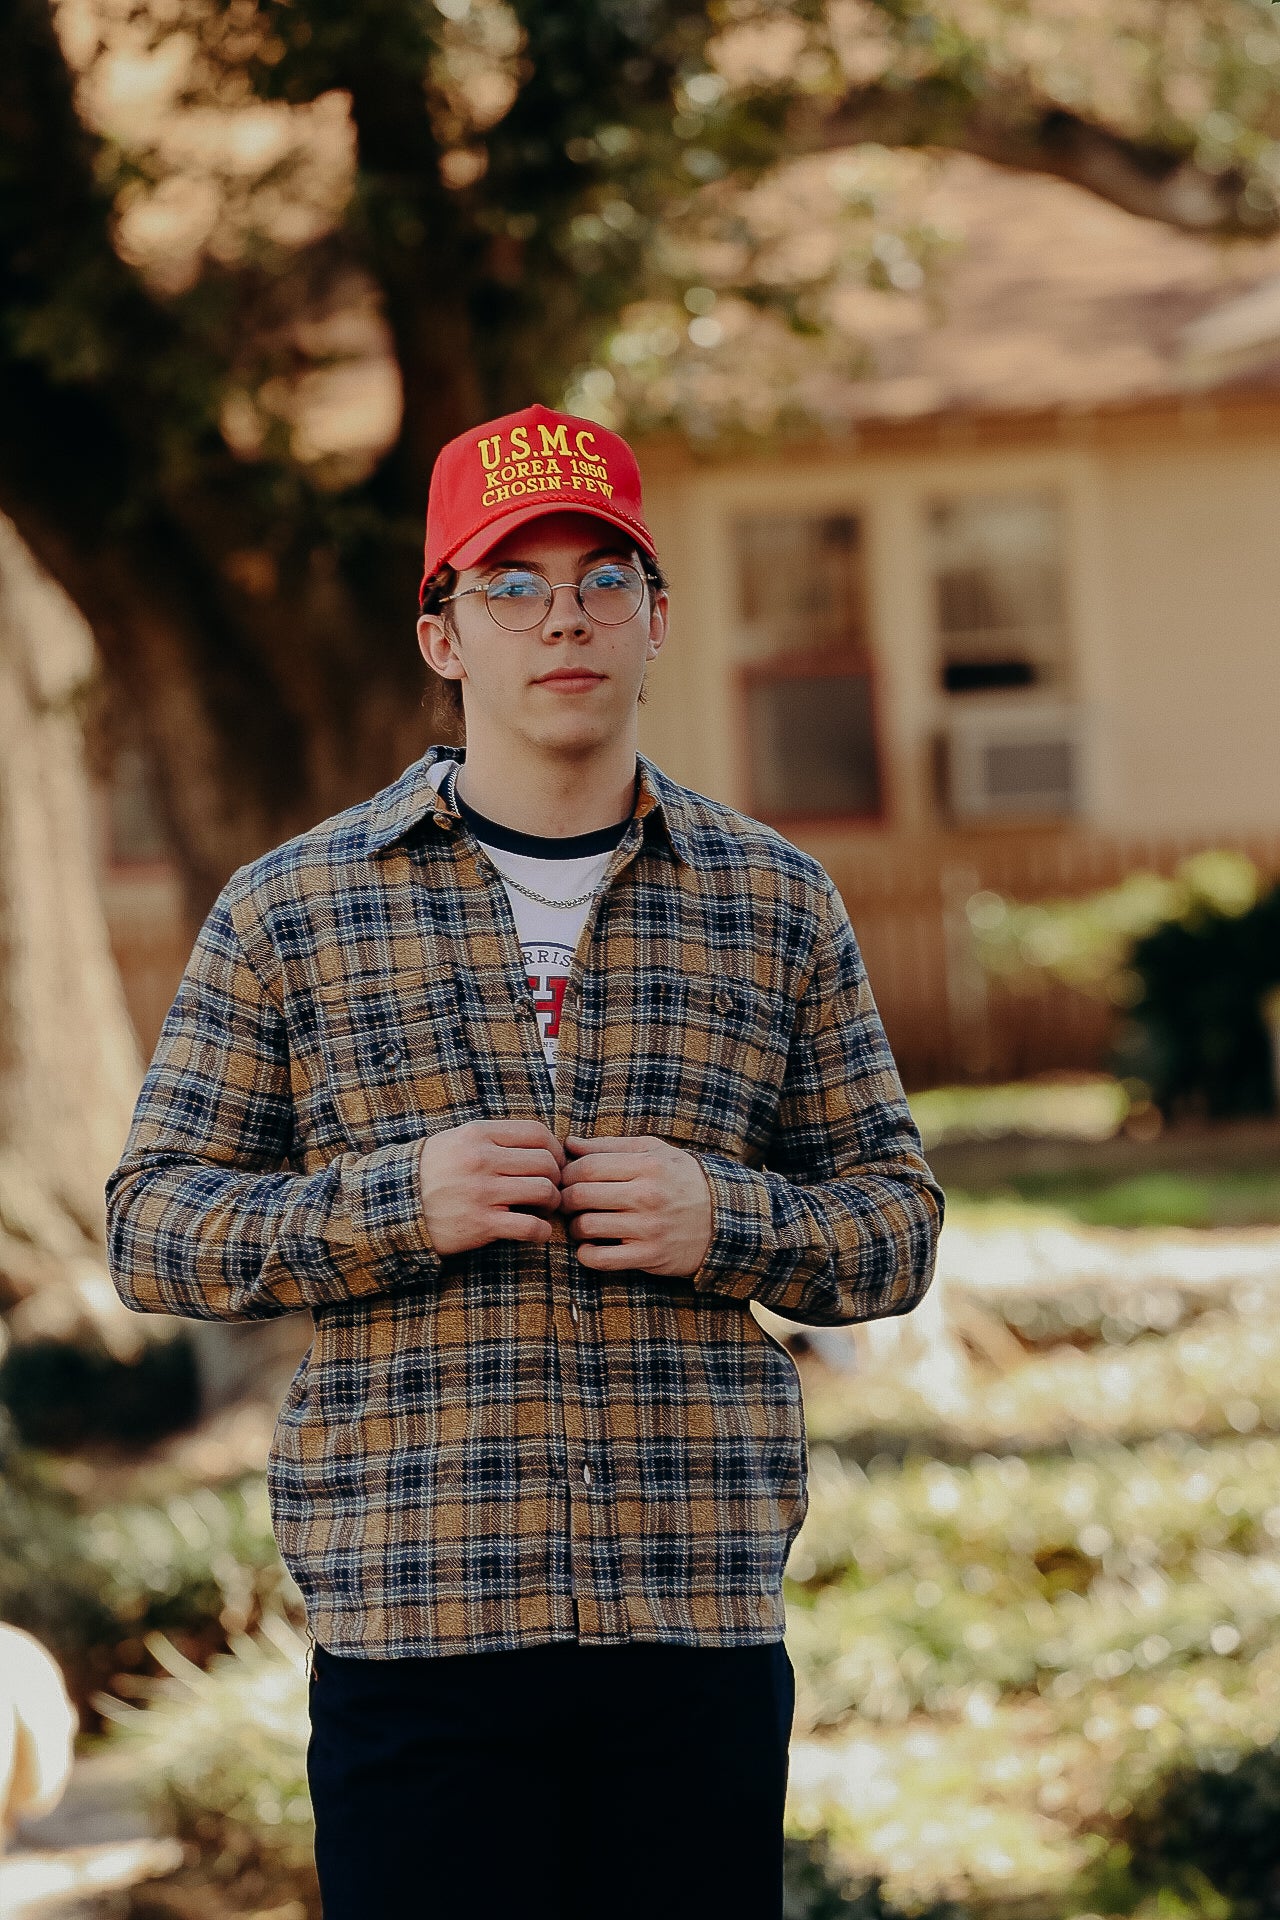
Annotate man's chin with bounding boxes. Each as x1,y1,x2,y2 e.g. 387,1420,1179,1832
524,711,619,757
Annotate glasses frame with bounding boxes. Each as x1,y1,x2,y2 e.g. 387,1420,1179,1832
439,560,650,632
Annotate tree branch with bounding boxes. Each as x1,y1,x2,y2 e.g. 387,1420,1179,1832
799,81,1278,236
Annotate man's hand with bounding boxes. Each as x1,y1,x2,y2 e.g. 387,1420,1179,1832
559,1135,714,1277
417,1120,565,1254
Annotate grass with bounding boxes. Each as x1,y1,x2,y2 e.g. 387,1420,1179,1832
909,1077,1131,1152
0,1445,302,1715
783,1257,1280,1914
96,1273,1280,1918
43,1111,1280,1919
950,1169,1280,1232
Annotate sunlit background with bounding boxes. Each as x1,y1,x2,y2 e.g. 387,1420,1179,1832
4,0,1280,1914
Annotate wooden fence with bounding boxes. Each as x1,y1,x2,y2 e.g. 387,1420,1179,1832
811,829,1280,1091
103,829,1280,1094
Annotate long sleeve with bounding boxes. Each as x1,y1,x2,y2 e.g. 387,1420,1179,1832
105,880,438,1322
688,877,943,1326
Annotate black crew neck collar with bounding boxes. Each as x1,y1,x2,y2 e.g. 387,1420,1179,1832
451,777,631,861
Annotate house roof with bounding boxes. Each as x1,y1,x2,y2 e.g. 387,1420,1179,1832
822,153,1280,425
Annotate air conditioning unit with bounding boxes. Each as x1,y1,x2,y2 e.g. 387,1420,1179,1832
943,699,1084,821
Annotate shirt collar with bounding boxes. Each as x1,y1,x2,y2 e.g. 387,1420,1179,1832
365,745,694,867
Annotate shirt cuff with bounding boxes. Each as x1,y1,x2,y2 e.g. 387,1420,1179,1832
326,1140,439,1272
688,1151,775,1302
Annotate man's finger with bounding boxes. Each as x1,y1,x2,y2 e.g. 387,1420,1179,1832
488,1146,565,1182
487,1210,555,1244
575,1240,654,1269
560,1161,646,1194
559,1182,639,1213
484,1121,566,1164
568,1211,644,1240
495,1177,562,1210
565,1134,652,1155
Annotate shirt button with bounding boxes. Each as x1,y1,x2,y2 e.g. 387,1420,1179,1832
582,1462,593,1487
570,1302,580,1324
515,992,536,1017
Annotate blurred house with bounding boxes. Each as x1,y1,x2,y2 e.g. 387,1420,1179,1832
637,155,1280,1086
95,155,1280,1085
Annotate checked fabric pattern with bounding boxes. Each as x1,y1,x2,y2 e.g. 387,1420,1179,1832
106,749,943,1658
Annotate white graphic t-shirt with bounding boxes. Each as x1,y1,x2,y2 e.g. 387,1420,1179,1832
427,760,629,1080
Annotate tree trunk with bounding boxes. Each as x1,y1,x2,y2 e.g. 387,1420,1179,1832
0,514,143,1345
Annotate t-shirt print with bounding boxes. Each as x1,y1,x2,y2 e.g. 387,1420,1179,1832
423,757,626,1084
524,942,574,1069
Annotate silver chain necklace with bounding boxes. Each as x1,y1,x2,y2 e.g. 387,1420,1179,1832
445,763,603,912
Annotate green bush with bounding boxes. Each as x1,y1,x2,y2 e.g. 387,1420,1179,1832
0,1330,199,1450
1118,1739,1280,1917
783,1837,968,1918
0,1444,298,1712
965,854,1280,1118
1123,882,1280,1119
102,1624,317,1898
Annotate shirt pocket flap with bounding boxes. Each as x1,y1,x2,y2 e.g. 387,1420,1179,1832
313,972,481,1141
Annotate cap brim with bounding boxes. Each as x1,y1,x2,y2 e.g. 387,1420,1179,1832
445,498,658,573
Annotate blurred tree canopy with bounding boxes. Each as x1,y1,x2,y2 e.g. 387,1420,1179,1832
4,0,1280,912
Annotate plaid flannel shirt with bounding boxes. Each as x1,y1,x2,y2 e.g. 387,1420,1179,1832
106,748,943,1657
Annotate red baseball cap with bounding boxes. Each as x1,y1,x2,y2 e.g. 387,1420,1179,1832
419,403,658,603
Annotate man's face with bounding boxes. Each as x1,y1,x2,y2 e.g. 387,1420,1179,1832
416,511,668,756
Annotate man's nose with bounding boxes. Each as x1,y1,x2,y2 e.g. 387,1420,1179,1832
542,585,591,639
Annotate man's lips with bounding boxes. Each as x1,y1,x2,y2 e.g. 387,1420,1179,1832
534,668,606,686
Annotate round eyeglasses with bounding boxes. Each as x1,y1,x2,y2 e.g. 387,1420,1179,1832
441,561,647,632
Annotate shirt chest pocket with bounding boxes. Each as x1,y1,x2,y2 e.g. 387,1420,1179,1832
595,972,791,1155
312,972,483,1149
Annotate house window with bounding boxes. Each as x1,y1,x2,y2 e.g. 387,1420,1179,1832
928,491,1069,695
732,512,882,820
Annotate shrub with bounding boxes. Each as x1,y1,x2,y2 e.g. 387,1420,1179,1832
1124,882,1280,1119
1118,1738,1280,1917
783,1836,968,1918
965,854,1280,1118
101,1622,318,1903
0,1330,199,1450
0,1445,298,1713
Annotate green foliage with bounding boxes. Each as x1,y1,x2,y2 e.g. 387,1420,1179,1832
789,1429,1280,1728
966,858,1280,1121
0,1446,298,1709
783,1835,969,1918
910,1075,1130,1150
1119,1740,1280,1917
806,1284,1280,1458
966,853,1262,1001
951,1167,1280,1231
0,1330,199,1450
102,1621,317,1891
1124,881,1280,1120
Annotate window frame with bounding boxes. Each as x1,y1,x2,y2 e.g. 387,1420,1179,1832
726,509,890,830
926,483,1075,704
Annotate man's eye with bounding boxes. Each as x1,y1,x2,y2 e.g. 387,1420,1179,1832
584,565,631,591
489,572,545,600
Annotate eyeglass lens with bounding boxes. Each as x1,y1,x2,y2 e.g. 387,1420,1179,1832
483,563,645,630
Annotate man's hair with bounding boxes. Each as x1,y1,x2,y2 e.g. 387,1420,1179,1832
418,548,669,737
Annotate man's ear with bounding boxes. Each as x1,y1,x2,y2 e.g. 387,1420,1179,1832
417,612,465,680
645,590,670,661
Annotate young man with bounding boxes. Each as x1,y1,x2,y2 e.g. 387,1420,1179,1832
106,403,943,1920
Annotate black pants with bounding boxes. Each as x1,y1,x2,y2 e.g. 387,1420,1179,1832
307,1637,795,1920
